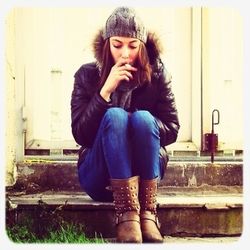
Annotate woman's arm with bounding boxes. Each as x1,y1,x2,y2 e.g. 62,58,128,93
71,64,112,147
155,67,180,147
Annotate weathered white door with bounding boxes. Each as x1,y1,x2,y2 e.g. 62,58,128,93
202,8,243,151
12,7,194,155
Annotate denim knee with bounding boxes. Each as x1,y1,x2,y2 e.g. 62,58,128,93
130,110,159,136
103,107,129,131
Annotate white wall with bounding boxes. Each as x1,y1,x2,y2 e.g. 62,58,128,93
7,7,194,150
4,7,244,185
202,8,243,150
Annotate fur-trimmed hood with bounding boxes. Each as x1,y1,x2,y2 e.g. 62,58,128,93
92,29,163,68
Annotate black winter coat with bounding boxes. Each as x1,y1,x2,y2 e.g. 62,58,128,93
71,30,180,173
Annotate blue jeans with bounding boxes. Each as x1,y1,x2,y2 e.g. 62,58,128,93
78,107,161,202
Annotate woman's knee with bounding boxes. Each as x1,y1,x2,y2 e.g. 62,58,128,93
130,110,158,133
103,108,128,130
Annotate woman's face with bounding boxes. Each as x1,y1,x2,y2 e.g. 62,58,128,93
109,36,141,65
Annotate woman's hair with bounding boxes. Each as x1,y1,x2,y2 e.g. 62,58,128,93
99,39,152,87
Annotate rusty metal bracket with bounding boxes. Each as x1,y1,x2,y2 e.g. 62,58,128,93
204,109,220,163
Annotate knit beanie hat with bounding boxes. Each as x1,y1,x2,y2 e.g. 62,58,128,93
102,6,147,43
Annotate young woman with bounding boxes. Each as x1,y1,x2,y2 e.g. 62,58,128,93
71,6,180,243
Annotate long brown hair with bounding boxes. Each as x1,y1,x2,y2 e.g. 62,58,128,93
99,39,152,87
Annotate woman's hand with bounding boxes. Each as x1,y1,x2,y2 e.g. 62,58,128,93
100,57,137,101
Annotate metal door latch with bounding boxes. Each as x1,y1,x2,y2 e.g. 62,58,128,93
204,109,220,163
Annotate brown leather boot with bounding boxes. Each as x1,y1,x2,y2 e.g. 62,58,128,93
110,176,142,243
139,178,163,243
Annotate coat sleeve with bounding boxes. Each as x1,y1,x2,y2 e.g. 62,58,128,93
70,66,112,147
154,67,180,147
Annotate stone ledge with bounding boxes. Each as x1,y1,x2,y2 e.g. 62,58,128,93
6,190,243,237
7,191,243,209
12,161,243,192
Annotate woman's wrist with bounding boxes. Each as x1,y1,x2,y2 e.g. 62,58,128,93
100,88,111,102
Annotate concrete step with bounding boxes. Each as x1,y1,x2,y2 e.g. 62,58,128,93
6,187,243,238
12,160,243,192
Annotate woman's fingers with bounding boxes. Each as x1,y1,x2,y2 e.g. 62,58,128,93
116,62,137,81
103,58,137,93
115,57,130,67
115,58,137,70
119,64,137,72
112,60,137,82
118,70,133,81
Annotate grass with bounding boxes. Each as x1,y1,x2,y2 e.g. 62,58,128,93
6,221,108,243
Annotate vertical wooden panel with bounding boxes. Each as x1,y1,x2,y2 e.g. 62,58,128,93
202,8,243,150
